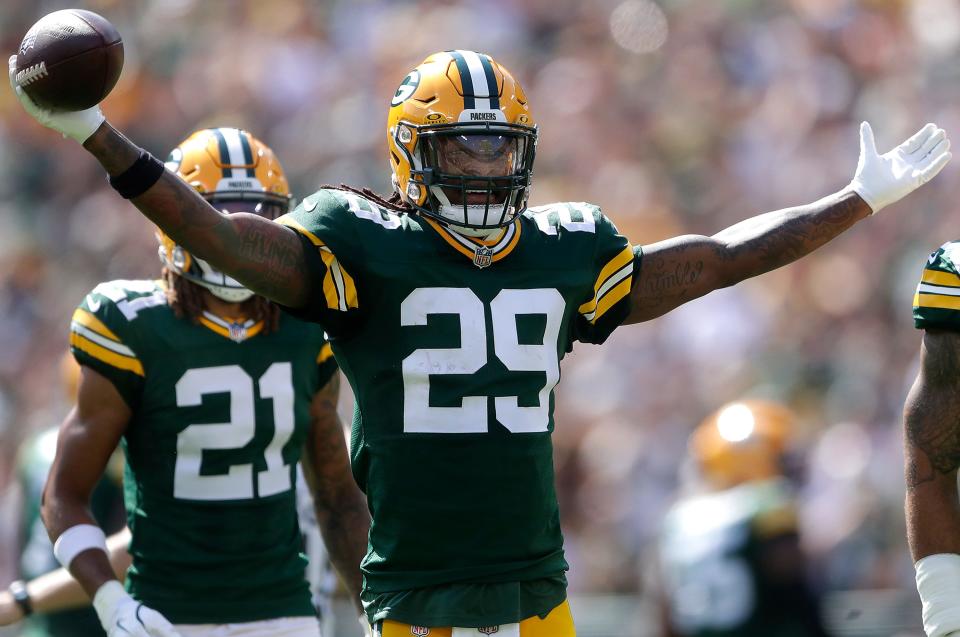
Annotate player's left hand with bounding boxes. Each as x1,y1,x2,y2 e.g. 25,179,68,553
7,54,104,143
848,121,951,214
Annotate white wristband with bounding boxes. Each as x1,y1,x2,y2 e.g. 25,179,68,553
53,524,107,570
916,554,960,637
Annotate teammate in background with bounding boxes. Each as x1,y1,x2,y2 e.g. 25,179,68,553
904,242,960,637
13,126,368,637
8,50,950,635
657,401,829,637
0,354,125,637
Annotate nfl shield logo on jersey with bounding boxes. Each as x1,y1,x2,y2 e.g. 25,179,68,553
410,627,430,636
228,321,248,343
473,245,493,269
479,628,500,635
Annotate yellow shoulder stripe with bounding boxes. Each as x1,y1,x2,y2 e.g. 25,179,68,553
922,269,960,287
72,308,122,342
317,342,333,364
276,216,324,247
915,291,960,311
275,216,358,312
70,333,145,376
591,278,632,323
578,245,635,318
596,246,635,289
318,250,358,311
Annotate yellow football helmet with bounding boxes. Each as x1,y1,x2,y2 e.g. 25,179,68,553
387,50,537,230
689,400,794,490
158,127,291,302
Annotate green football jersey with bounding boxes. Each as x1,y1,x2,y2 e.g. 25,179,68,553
659,479,827,637
914,241,960,330
69,279,337,624
277,188,642,626
17,428,125,637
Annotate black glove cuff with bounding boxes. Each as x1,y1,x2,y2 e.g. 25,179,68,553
9,580,33,617
108,150,165,199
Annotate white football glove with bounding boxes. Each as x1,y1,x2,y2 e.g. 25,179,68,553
93,581,181,637
7,54,104,143
848,121,951,214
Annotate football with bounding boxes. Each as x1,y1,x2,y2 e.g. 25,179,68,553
15,9,123,112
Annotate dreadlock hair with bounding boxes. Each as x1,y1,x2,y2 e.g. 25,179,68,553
162,267,281,334
325,184,411,213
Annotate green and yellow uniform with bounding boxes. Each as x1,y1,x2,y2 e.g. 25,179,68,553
658,479,827,637
914,241,960,330
69,279,337,624
277,189,642,627
17,429,125,637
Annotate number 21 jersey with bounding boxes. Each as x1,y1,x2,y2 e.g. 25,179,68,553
69,279,336,624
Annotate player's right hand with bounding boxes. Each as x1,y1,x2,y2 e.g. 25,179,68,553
93,581,182,637
7,54,104,143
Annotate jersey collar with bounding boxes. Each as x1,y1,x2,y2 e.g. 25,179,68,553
199,311,264,343
421,216,522,268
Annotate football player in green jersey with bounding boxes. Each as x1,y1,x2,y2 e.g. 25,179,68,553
658,401,828,637
13,127,369,637
8,49,952,635
905,242,960,637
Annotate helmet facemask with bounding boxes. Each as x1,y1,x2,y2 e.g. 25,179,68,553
404,121,537,230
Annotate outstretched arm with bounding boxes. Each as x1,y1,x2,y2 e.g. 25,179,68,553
8,58,310,309
625,122,951,324
300,374,370,615
627,190,869,323
0,530,132,625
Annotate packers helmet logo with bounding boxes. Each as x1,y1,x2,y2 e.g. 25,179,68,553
391,70,421,106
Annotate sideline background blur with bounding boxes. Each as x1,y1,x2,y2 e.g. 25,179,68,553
0,0,958,635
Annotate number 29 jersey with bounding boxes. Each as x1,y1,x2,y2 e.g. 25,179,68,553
69,279,336,624
278,189,642,624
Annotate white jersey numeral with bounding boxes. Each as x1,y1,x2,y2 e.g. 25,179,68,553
400,287,564,434
173,363,296,501
342,192,401,229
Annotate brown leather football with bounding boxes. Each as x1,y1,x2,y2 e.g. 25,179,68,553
15,9,123,112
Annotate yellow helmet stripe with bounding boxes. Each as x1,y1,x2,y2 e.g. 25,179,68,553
922,268,960,287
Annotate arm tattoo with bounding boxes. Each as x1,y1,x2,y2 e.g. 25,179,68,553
905,332,960,490
628,190,871,323
303,375,369,609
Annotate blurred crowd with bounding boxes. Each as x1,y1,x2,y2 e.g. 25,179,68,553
0,0,958,630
